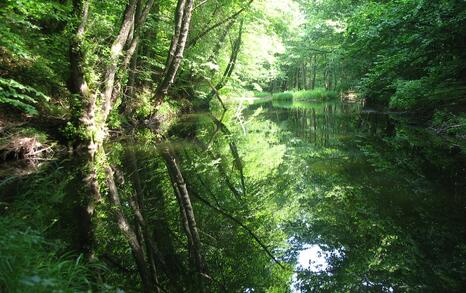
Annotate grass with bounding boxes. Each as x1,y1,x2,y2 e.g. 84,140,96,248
0,162,114,292
292,88,338,100
270,88,338,101
0,218,105,292
253,91,272,98
272,91,294,100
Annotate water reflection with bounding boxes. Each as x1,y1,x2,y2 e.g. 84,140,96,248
2,98,465,292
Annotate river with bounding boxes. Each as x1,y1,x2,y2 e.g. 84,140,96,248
2,97,466,291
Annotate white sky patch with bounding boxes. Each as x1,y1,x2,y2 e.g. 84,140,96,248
291,244,344,292
297,244,329,272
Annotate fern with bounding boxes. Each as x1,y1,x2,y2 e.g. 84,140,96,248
0,78,50,116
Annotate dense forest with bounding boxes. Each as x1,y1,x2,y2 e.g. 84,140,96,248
1,0,466,292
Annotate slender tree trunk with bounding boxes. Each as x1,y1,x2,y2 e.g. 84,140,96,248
295,67,300,90
206,19,244,101
187,0,253,49
311,55,317,90
105,166,155,293
302,62,307,89
155,0,194,99
69,0,99,153
207,19,235,63
160,145,207,291
120,0,156,116
101,0,138,121
71,0,154,150
69,0,102,259
327,66,333,91
69,0,90,99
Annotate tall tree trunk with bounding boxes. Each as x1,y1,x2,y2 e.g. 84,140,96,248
311,55,317,90
327,66,333,91
206,19,244,102
207,19,235,63
295,67,300,90
101,0,138,121
69,0,102,259
302,62,307,90
120,0,156,117
160,145,207,291
105,165,155,293
71,0,154,150
155,0,194,99
69,0,98,152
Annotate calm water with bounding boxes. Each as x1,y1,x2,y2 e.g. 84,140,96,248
3,97,466,291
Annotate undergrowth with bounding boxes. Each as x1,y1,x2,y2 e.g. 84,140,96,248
0,218,106,292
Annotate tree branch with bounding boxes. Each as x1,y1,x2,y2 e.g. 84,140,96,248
187,0,253,49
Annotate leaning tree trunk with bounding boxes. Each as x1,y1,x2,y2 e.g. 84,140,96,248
155,0,194,99
205,19,244,102
159,145,207,291
101,0,138,121
105,165,156,293
187,0,253,49
207,19,235,64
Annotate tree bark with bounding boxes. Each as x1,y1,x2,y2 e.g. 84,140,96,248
105,166,155,293
101,0,138,121
69,0,102,259
206,19,244,101
207,19,235,63
69,0,99,153
302,62,307,89
155,0,194,99
160,145,207,291
311,55,317,90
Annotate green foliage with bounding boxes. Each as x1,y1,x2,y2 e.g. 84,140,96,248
0,77,50,115
389,79,427,110
344,0,466,113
